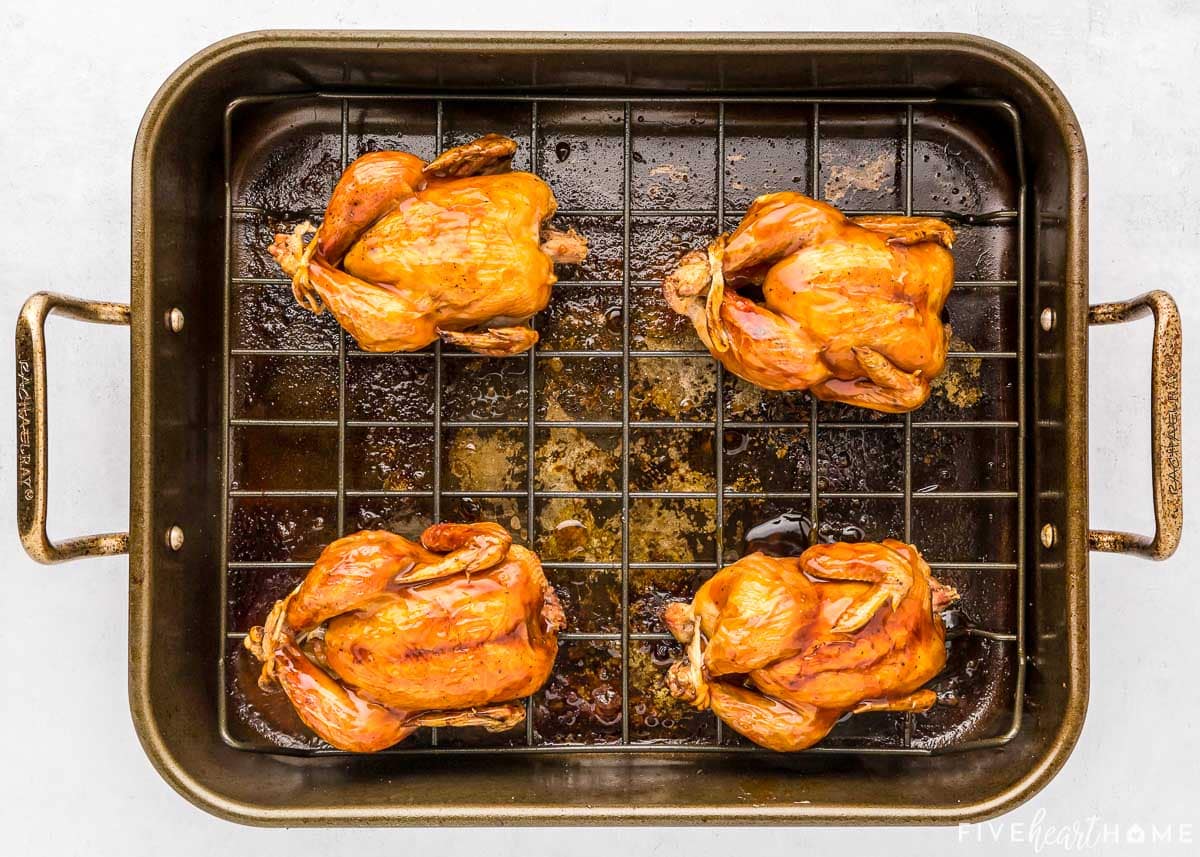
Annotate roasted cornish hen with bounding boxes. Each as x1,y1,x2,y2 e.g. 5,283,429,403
664,541,958,752
245,523,564,752
663,192,955,412
269,134,587,355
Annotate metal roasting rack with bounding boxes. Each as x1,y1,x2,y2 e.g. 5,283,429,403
219,92,1027,756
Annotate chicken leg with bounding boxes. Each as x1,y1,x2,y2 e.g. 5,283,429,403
270,642,418,752
680,553,818,678
709,682,843,753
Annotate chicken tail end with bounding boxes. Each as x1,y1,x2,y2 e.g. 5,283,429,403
541,584,567,634
930,577,961,612
662,249,712,315
540,227,589,264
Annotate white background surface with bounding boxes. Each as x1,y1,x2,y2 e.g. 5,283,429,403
1,1,1197,854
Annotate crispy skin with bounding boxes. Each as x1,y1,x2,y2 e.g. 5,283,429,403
340,173,557,326
662,192,954,413
282,524,513,633
245,524,563,752
707,682,842,754
324,547,558,711
268,136,586,354
665,541,957,752
690,553,818,678
271,643,416,753
317,151,426,264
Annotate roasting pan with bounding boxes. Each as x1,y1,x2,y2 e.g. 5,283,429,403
14,31,1183,826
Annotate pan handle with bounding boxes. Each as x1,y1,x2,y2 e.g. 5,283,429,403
1087,290,1182,560
16,292,131,564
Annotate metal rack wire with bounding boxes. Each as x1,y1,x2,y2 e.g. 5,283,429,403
219,92,1026,756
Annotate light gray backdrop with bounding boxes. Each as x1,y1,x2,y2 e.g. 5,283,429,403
1,1,1196,854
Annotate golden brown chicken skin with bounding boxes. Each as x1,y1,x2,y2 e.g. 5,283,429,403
268,134,587,355
245,522,565,752
663,541,958,752
663,192,955,413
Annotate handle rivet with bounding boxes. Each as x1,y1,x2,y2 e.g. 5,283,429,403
1039,307,1056,332
1040,523,1058,549
166,308,185,333
165,525,185,551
